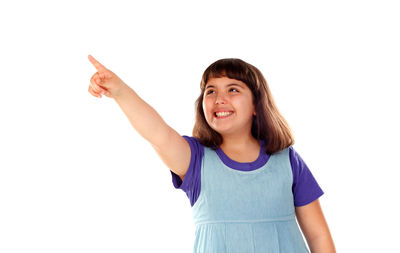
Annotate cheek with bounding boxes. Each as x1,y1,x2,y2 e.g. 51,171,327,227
234,97,254,114
203,97,212,109
231,97,246,108
202,99,207,112
202,99,211,118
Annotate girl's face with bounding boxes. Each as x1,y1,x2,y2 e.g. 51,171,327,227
203,76,256,137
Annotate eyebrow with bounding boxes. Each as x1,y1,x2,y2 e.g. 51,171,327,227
205,83,244,89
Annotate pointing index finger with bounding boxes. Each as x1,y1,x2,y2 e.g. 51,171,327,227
88,54,107,71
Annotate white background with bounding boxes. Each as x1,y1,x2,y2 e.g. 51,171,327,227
1,0,399,252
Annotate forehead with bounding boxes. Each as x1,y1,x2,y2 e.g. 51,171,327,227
205,77,247,89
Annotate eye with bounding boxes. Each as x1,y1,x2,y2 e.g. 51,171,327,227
206,90,215,95
229,88,238,92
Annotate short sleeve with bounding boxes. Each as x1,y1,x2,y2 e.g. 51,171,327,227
170,135,204,207
289,146,324,207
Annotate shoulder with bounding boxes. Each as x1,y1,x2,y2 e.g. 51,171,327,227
288,146,319,175
288,145,311,178
182,135,205,157
288,146,300,166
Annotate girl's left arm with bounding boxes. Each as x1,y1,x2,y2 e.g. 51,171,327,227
295,199,336,253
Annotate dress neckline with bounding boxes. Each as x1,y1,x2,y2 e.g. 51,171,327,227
215,139,270,171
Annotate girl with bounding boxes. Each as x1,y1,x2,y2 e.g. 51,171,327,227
88,55,336,253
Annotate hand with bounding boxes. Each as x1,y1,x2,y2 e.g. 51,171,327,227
88,54,126,98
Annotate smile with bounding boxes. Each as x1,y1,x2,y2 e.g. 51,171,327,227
214,111,233,118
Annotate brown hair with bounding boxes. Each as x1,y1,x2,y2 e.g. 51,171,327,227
192,58,295,155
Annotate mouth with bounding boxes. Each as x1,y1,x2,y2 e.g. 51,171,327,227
214,111,234,119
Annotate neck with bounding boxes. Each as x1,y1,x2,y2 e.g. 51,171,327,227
220,134,259,152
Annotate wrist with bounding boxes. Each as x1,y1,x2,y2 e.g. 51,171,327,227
112,82,130,99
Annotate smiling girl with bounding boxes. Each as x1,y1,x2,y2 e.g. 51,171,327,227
88,55,336,253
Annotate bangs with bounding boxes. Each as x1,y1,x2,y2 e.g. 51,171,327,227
201,58,256,90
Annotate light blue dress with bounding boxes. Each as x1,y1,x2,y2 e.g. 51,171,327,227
192,146,310,253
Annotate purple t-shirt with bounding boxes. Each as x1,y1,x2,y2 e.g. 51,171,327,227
170,135,324,207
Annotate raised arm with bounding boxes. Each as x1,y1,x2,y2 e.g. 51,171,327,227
113,84,190,180
88,55,190,180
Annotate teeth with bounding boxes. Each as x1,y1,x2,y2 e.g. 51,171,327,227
215,111,233,117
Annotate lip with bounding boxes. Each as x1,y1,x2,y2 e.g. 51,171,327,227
214,110,234,119
213,109,234,114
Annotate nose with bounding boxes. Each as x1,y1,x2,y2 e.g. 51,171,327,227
215,93,227,104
